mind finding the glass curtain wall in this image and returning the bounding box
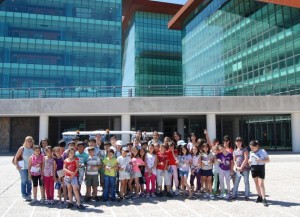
[182,0,300,96]
[0,0,122,97]
[123,11,182,96]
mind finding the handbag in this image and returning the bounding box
[12,147,24,165]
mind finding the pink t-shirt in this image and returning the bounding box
[30,154,44,176]
[131,157,144,172]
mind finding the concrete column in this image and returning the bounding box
[177,118,184,139]
[232,117,240,140]
[206,113,216,140]
[39,115,49,142]
[113,117,121,131]
[121,114,131,143]
[291,113,300,152]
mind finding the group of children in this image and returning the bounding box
[13,130,270,210]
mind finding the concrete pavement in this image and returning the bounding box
[0,153,299,217]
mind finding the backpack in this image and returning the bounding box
[12,147,24,165]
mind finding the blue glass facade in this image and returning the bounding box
[0,0,122,97]
[182,0,300,96]
[122,11,182,96]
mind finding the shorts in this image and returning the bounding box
[131,171,142,179]
[201,169,213,177]
[85,175,99,187]
[179,170,189,177]
[32,175,43,187]
[251,165,265,179]
[119,171,130,181]
[64,176,78,186]
[156,169,171,186]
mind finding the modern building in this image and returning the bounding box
[0,0,300,153]
[122,0,182,96]
[167,0,300,150]
[0,0,122,97]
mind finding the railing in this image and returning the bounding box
[0,84,300,99]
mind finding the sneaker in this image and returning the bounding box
[263,198,269,207]
[40,198,45,204]
[255,196,262,203]
[85,197,91,202]
[26,196,32,202]
[167,192,173,198]
[66,202,74,208]
[117,197,123,202]
[95,197,100,202]
[225,194,230,200]
[111,198,116,202]
[151,193,156,198]
[50,200,55,205]
[157,192,163,197]
[203,193,209,198]
[58,201,62,205]
[31,199,38,204]
[217,194,224,199]
[174,190,179,196]
[146,193,150,198]
[245,197,249,201]
[44,200,49,205]
[210,194,215,200]
[77,204,85,210]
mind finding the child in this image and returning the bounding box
[167,141,179,196]
[216,144,234,200]
[117,147,131,200]
[190,146,201,195]
[85,147,101,202]
[53,146,66,204]
[28,145,44,204]
[145,144,157,197]
[138,148,146,197]
[156,144,172,197]
[248,140,270,206]
[177,144,192,198]
[63,148,85,209]
[102,149,118,202]
[75,142,88,197]
[200,143,214,199]
[232,137,250,201]
[211,145,220,195]
[42,146,55,204]
[128,146,144,199]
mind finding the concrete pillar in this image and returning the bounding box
[232,117,240,140]
[291,113,300,152]
[177,118,185,139]
[113,117,121,131]
[121,114,131,143]
[39,115,49,142]
[206,113,216,140]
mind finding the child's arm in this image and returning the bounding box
[230,158,234,175]
[240,150,249,170]
[53,160,57,181]
[14,147,23,168]
[204,129,212,148]
[41,157,45,179]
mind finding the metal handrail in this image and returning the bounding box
[0,84,299,99]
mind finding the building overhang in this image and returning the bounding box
[168,0,300,30]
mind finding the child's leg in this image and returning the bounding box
[145,175,150,194]
[218,170,225,194]
[213,172,219,193]
[201,176,207,192]
[134,177,140,196]
[243,170,250,197]
[258,178,266,198]
[62,177,67,202]
[150,174,156,194]
[44,176,50,200]
[190,173,195,189]
[128,178,133,194]
[207,176,212,194]
[232,173,241,198]
[196,172,201,191]
[67,184,73,203]
[110,176,116,199]
[224,170,231,193]
[49,177,54,200]
[171,165,179,189]
[40,177,45,200]
[103,175,109,199]
[72,184,81,205]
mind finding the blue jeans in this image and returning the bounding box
[103,175,116,200]
[19,169,32,198]
[232,170,250,197]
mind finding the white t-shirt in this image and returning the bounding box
[177,154,192,172]
[145,153,156,175]
[117,155,131,170]
[249,149,268,165]
[201,152,213,170]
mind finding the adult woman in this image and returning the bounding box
[14,136,34,201]
[232,137,250,201]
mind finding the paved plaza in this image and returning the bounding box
[0,153,299,217]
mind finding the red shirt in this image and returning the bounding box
[156,151,169,170]
[167,150,178,165]
[64,158,78,177]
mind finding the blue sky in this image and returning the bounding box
[154,0,187,5]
